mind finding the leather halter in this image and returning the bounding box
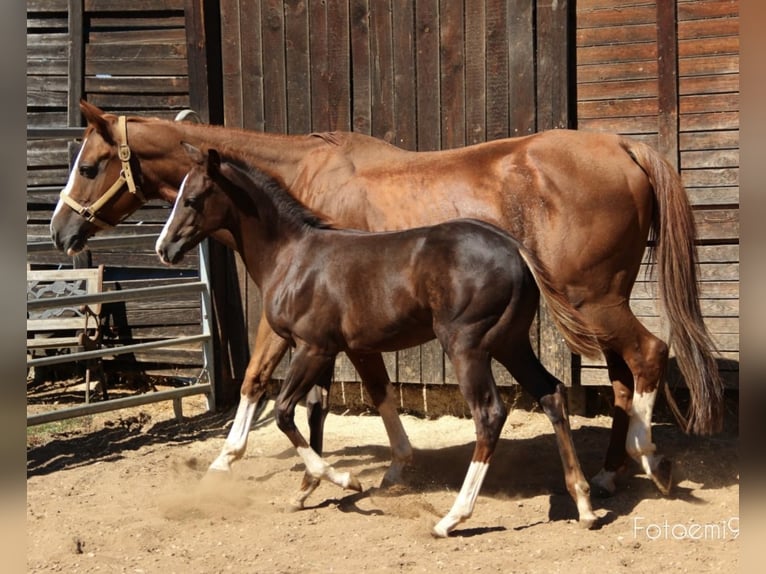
[59,115,145,228]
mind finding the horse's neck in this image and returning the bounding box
[132,120,327,200]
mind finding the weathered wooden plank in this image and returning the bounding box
[485,0,509,141]
[327,0,350,132]
[87,94,191,110]
[678,17,738,41]
[27,0,69,12]
[657,0,679,168]
[577,4,655,28]
[309,0,330,131]
[508,0,535,135]
[464,0,485,145]
[350,0,372,135]
[392,0,416,150]
[679,73,739,96]
[415,0,440,150]
[284,0,311,134]
[576,23,656,46]
[679,54,739,77]
[679,36,739,58]
[439,0,465,149]
[682,168,739,188]
[577,116,658,134]
[685,186,739,206]
[680,129,739,151]
[681,149,739,169]
[370,0,394,141]
[262,0,287,133]
[577,78,656,101]
[677,0,739,21]
[85,0,185,11]
[578,60,658,83]
[577,42,657,65]
[578,97,658,119]
[85,76,189,94]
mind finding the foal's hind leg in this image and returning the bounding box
[589,308,671,497]
[433,351,507,538]
[500,343,597,529]
[346,352,414,486]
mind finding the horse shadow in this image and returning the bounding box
[28,399,738,536]
[305,413,738,533]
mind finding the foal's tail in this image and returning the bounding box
[622,138,724,435]
[517,247,602,361]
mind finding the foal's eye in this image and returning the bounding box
[78,164,99,179]
[184,195,200,209]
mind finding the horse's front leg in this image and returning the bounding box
[277,347,362,510]
[207,317,288,474]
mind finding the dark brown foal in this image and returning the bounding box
[156,145,601,536]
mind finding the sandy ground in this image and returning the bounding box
[27,389,739,573]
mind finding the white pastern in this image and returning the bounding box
[433,461,489,538]
[296,446,358,490]
[207,394,260,473]
[626,389,659,475]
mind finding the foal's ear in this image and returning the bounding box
[206,148,222,176]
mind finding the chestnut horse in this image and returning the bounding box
[156,144,601,536]
[50,101,724,498]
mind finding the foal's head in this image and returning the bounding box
[155,143,232,265]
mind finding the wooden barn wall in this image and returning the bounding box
[575,0,739,387]
[26,0,207,381]
[214,0,576,399]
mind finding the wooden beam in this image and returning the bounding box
[657,0,680,170]
[67,0,84,125]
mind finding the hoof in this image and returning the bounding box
[431,523,451,539]
[579,513,599,530]
[650,456,673,496]
[346,474,363,492]
[589,468,617,498]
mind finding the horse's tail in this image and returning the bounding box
[517,247,602,361]
[621,138,724,435]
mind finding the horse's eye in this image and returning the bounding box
[183,195,200,209]
[78,164,99,179]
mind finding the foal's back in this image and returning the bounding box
[263,218,538,357]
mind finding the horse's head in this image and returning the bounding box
[50,101,148,255]
[156,144,228,265]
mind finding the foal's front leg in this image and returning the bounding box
[277,346,362,508]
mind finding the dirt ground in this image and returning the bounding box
[27,384,739,574]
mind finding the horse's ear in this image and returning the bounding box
[79,100,114,144]
[181,141,205,164]
[206,148,222,176]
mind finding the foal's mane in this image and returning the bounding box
[213,150,334,231]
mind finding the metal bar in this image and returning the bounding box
[28,334,211,367]
[198,239,216,410]
[27,281,206,311]
[27,383,213,426]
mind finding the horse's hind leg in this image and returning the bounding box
[346,351,413,486]
[589,308,671,497]
[207,317,289,474]
[433,350,507,538]
[499,343,597,529]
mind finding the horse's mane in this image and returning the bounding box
[214,150,335,231]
